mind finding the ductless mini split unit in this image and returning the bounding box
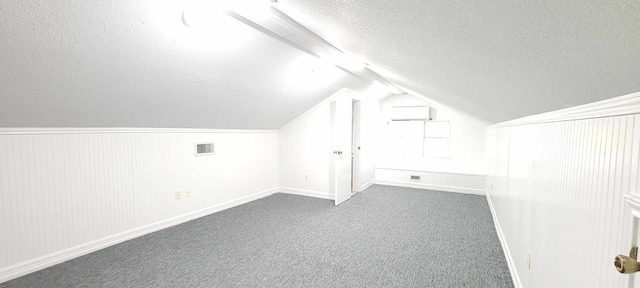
[390,106,430,120]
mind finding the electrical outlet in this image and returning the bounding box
[185,189,191,198]
[527,250,532,269]
[305,174,309,181]
[175,190,181,200]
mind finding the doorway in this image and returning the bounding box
[330,92,360,205]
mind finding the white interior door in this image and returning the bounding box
[330,94,353,205]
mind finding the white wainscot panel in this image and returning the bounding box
[375,168,485,195]
[486,112,640,288]
[0,129,279,283]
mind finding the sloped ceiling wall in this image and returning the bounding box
[0,0,371,129]
[276,0,640,123]
[2,1,638,128]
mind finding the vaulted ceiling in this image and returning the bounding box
[0,0,372,129]
[276,0,640,123]
[1,0,639,128]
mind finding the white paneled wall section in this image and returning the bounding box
[485,92,640,288]
[0,129,279,282]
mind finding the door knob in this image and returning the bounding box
[615,247,640,274]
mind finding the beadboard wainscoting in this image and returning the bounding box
[375,168,485,195]
[0,129,279,283]
[485,92,640,288]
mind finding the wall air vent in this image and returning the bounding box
[410,175,421,181]
[195,143,214,156]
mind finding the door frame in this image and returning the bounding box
[351,99,361,193]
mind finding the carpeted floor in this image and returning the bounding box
[1,185,514,287]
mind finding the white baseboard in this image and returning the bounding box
[360,179,376,191]
[375,180,485,195]
[0,187,278,284]
[486,194,522,288]
[278,187,334,200]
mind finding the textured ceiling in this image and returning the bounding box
[276,0,640,123]
[2,1,638,128]
[0,0,371,129]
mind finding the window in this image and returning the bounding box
[387,120,450,158]
[423,121,450,158]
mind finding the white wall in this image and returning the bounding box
[375,94,489,194]
[279,88,384,199]
[485,92,640,288]
[0,128,279,283]
[377,94,488,174]
[278,101,332,198]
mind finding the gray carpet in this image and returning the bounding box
[1,185,513,288]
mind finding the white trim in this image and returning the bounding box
[278,187,334,200]
[0,187,278,284]
[360,179,376,191]
[489,91,640,129]
[375,180,485,195]
[278,88,354,131]
[486,194,522,288]
[624,194,640,219]
[375,167,485,177]
[0,128,279,135]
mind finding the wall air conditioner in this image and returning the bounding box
[389,106,430,120]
